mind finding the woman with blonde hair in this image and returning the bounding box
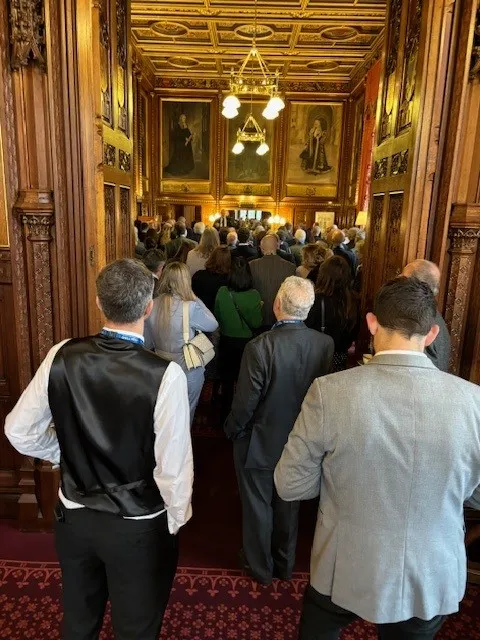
[186,226,219,277]
[144,261,218,420]
[158,224,172,252]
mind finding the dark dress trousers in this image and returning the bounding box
[225,323,334,584]
[249,255,296,327]
[426,310,451,372]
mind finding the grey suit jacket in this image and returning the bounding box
[249,255,296,326]
[275,353,480,624]
[426,310,451,372]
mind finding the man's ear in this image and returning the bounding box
[424,323,440,347]
[96,296,103,314]
[144,299,154,320]
[366,312,379,336]
[273,295,281,316]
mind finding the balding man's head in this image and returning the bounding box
[332,229,346,247]
[402,259,441,296]
[261,233,280,256]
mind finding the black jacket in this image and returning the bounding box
[305,293,360,353]
[231,244,258,262]
[224,323,334,469]
[192,270,229,313]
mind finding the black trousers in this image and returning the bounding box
[299,585,445,640]
[233,438,300,584]
[54,505,178,640]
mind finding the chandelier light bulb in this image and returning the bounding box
[256,142,269,156]
[232,141,245,155]
[222,107,239,120]
[262,104,279,120]
[268,95,285,112]
[223,94,241,110]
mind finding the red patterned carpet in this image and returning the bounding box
[1,389,480,639]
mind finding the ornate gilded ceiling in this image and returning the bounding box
[131,1,386,86]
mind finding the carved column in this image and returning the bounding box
[444,205,480,374]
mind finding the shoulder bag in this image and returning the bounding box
[182,302,215,370]
[228,290,254,335]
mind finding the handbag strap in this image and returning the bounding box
[229,290,253,333]
[182,302,190,345]
[320,296,326,333]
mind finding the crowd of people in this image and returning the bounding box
[4,209,479,640]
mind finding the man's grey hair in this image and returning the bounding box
[193,221,205,235]
[96,259,154,324]
[402,259,440,296]
[276,276,315,320]
[295,228,307,244]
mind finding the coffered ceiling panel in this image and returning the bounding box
[131,1,386,83]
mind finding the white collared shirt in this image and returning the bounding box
[4,328,193,534]
[375,350,427,357]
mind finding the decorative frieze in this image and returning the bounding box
[9,0,46,70]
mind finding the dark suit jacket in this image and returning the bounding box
[224,323,334,469]
[333,245,357,278]
[426,310,451,372]
[249,255,296,326]
[165,237,197,259]
[231,244,258,262]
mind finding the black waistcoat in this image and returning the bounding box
[48,335,169,517]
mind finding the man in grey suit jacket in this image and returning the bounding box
[275,277,480,640]
[225,277,334,585]
[403,259,451,372]
[249,234,296,329]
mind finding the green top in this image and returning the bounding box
[214,286,263,338]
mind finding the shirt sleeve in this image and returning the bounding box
[191,298,219,333]
[4,340,70,465]
[152,361,193,534]
[274,377,325,501]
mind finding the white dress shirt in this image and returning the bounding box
[4,328,193,534]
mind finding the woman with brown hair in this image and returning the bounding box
[191,246,232,313]
[296,244,325,279]
[144,261,218,420]
[186,226,220,277]
[158,224,172,252]
[305,256,360,371]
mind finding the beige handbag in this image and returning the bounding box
[182,302,215,370]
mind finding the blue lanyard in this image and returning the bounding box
[271,320,304,330]
[99,329,144,346]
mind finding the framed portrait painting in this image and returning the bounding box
[225,102,274,196]
[160,98,213,195]
[285,102,344,198]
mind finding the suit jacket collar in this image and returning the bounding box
[271,322,307,332]
[369,352,437,370]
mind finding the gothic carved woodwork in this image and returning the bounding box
[380,0,402,140]
[116,0,128,134]
[103,143,116,167]
[100,0,113,125]
[383,192,404,279]
[120,187,132,256]
[364,194,385,309]
[119,149,131,172]
[398,0,423,132]
[9,0,46,71]
[471,6,480,80]
[373,157,389,179]
[104,184,116,264]
[444,226,480,374]
[391,149,409,175]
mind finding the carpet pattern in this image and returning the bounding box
[1,559,479,639]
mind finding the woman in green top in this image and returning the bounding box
[214,256,263,418]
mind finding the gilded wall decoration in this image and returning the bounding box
[119,150,131,172]
[398,0,423,132]
[285,102,344,198]
[119,187,131,256]
[104,184,116,264]
[384,192,404,279]
[349,94,365,202]
[103,143,116,167]
[225,102,273,193]
[116,0,128,134]
[9,0,46,70]
[373,157,388,180]
[470,6,480,80]
[160,98,212,194]
[391,149,409,175]
[380,0,402,141]
[366,194,385,307]
[100,0,113,125]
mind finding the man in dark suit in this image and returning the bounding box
[225,276,334,585]
[249,234,296,329]
[402,259,451,372]
[216,208,235,228]
[165,221,197,258]
[332,229,357,278]
[231,227,258,261]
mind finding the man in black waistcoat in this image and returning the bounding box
[5,259,193,640]
[224,276,334,585]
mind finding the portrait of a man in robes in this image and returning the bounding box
[161,100,211,181]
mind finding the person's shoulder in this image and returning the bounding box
[303,327,334,346]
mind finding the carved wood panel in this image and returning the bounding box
[383,191,404,279]
[116,0,128,135]
[120,186,132,257]
[397,0,422,133]
[104,184,116,263]
[380,0,402,141]
[100,0,113,126]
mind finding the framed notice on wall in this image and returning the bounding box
[315,211,335,236]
